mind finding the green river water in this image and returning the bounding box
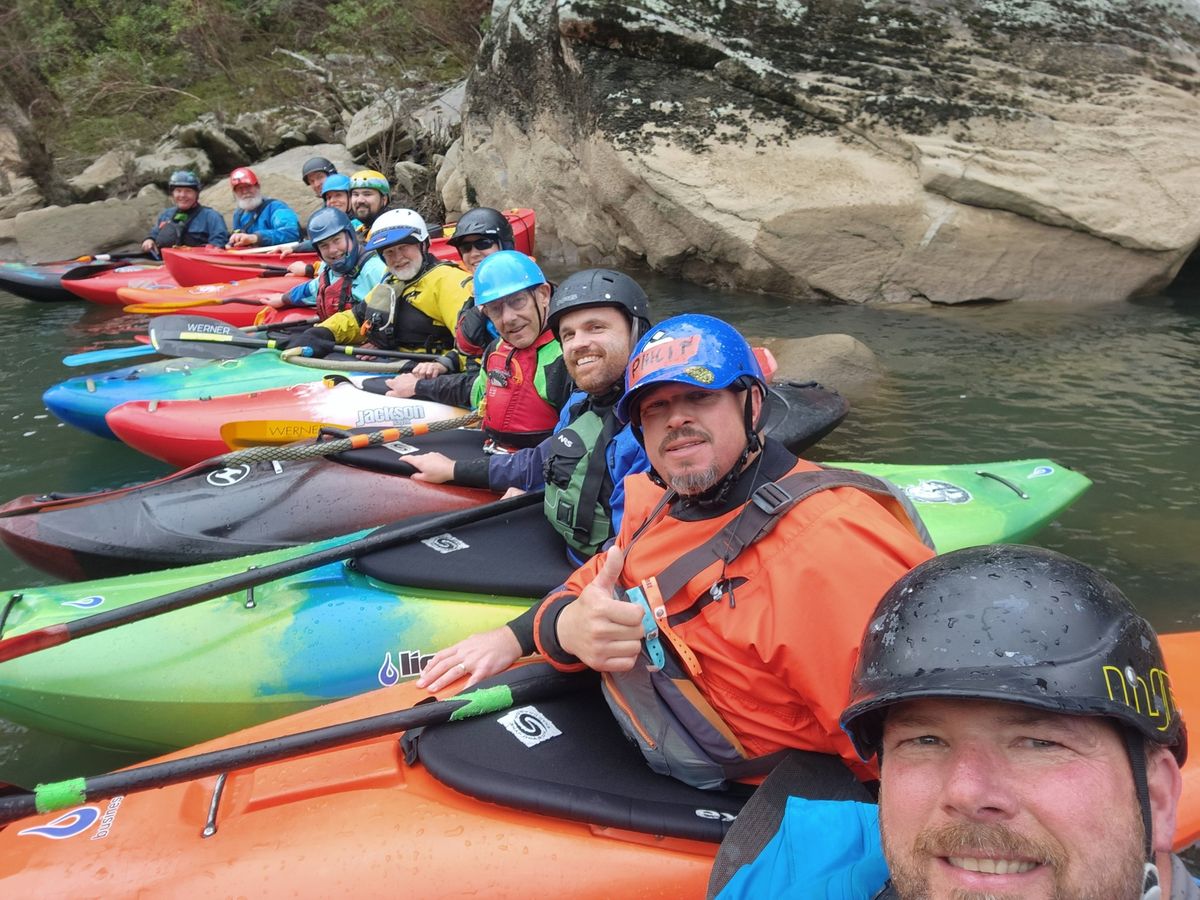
[0,273,1197,790]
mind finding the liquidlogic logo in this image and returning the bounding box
[18,797,123,841]
[378,649,434,686]
[62,595,104,610]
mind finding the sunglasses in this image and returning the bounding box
[457,236,498,252]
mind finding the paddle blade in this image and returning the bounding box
[220,420,345,449]
[63,345,159,367]
[149,314,274,359]
[0,624,69,663]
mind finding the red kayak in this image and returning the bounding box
[61,264,178,305]
[160,208,537,285]
[117,276,315,327]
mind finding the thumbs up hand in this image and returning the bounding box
[556,547,646,671]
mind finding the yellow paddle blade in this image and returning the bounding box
[123,298,224,314]
[219,420,346,450]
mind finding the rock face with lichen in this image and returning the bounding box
[442,0,1200,304]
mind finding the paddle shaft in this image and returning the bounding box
[61,318,317,367]
[0,665,578,824]
[0,491,543,664]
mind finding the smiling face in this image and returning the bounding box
[636,383,757,496]
[482,283,549,349]
[879,698,1178,900]
[351,188,386,222]
[171,187,199,211]
[323,191,349,213]
[233,183,262,211]
[316,231,352,266]
[456,236,501,273]
[381,241,423,281]
[556,305,634,396]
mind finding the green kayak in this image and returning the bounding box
[0,458,1089,752]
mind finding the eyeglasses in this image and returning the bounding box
[481,291,533,320]
[457,236,498,253]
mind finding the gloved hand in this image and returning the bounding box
[280,326,337,358]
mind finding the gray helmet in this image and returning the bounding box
[167,170,201,191]
[840,544,1187,765]
[301,157,337,183]
[546,269,651,341]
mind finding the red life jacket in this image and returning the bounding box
[480,329,566,450]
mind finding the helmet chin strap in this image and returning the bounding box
[1124,730,1164,900]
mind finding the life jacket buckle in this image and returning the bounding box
[623,585,665,672]
[751,481,793,515]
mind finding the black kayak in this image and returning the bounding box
[0,381,849,580]
[0,255,153,303]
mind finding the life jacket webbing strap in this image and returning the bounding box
[653,468,932,605]
[571,408,619,544]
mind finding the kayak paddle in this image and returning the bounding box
[61,317,319,367]
[0,662,582,824]
[0,489,542,665]
[217,412,481,456]
[149,314,456,367]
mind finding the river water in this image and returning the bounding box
[0,274,1197,789]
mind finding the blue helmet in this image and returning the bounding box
[473,251,546,307]
[168,170,201,191]
[321,173,352,197]
[306,207,359,275]
[615,314,765,426]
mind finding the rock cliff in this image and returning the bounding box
[442,0,1200,303]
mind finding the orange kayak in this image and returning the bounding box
[1,634,1197,895]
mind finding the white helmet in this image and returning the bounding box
[365,208,430,251]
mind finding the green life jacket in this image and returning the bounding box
[542,399,619,558]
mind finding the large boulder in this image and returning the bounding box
[132,145,213,189]
[177,114,251,171]
[444,1,1200,304]
[12,187,167,262]
[197,144,357,229]
[0,125,43,219]
[68,149,137,202]
[756,334,883,400]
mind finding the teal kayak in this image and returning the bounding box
[0,458,1090,752]
[41,350,386,439]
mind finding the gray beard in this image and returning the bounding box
[236,196,262,211]
[668,463,720,496]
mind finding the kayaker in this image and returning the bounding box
[714,544,1195,900]
[225,167,302,249]
[348,169,392,231]
[422,316,934,774]
[141,170,229,253]
[279,208,471,366]
[405,268,653,558]
[300,156,337,196]
[277,175,366,286]
[271,208,386,314]
[380,250,571,450]
[447,207,519,356]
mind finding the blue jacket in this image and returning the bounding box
[231,198,301,247]
[486,388,649,565]
[717,798,888,900]
[283,254,387,307]
[148,205,229,248]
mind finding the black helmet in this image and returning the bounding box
[301,156,337,183]
[168,170,201,191]
[447,207,515,250]
[840,544,1187,765]
[546,268,651,341]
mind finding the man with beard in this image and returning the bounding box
[839,544,1193,900]
[280,208,470,364]
[716,545,1194,899]
[141,170,228,252]
[347,169,391,231]
[225,167,301,249]
[411,269,654,692]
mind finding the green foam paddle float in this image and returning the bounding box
[0,663,583,824]
[0,490,543,666]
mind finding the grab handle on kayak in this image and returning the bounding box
[974,470,1030,500]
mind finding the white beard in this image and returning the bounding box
[236,195,262,212]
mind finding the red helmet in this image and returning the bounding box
[229,167,259,188]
